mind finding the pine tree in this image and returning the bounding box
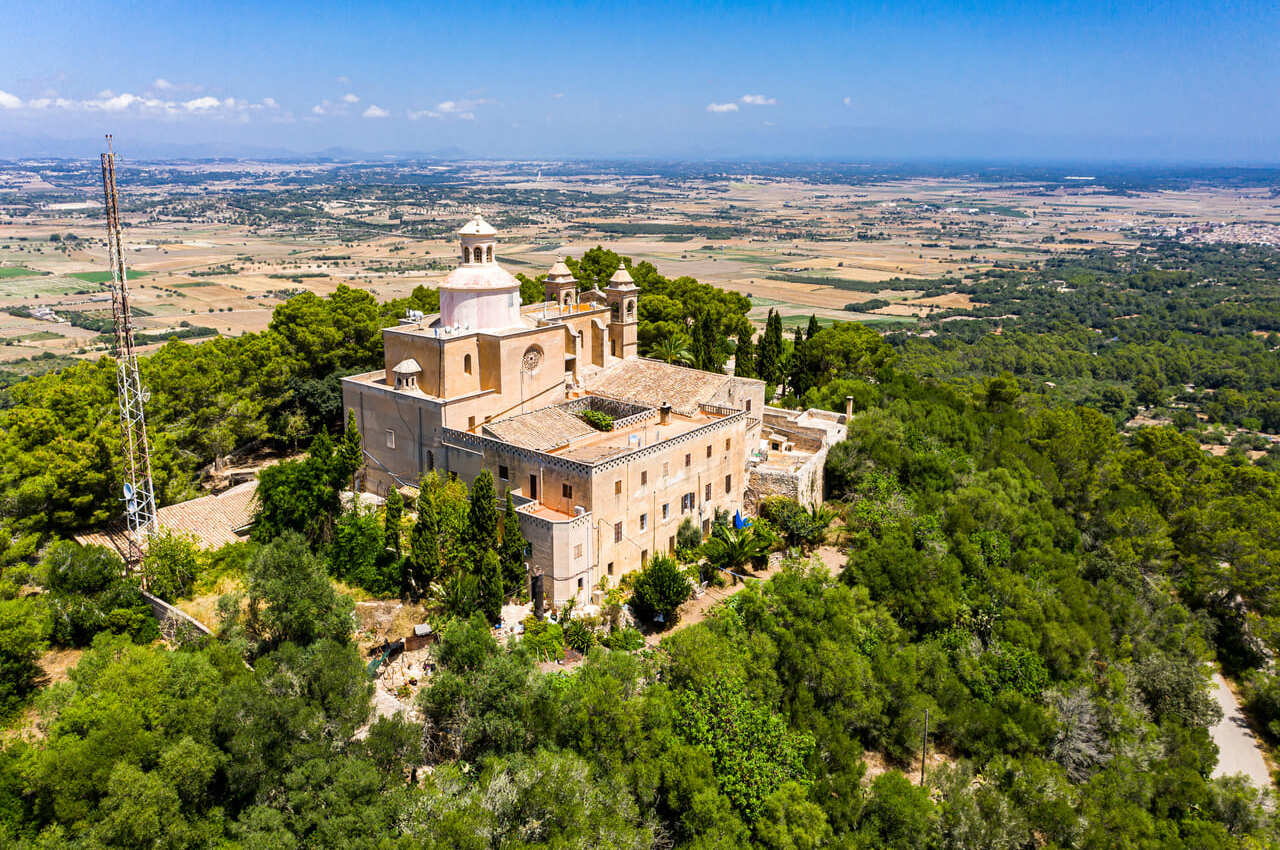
[468,469,499,560]
[805,314,820,340]
[479,549,503,625]
[383,486,403,557]
[499,493,527,596]
[734,330,756,378]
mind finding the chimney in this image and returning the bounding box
[845,395,854,419]
[659,402,671,425]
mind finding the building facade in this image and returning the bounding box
[342,214,838,606]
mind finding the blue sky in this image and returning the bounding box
[1,0,1277,161]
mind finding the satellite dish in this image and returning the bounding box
[123,482,134,499]
[126,499,139,514]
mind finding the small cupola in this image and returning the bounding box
[391,358,422,390]
[544,257,578,308]
[457,212,498,266]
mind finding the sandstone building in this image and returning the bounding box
[342,214,844,606]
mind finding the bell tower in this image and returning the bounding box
[544,258,577,310]
[605,263,638,360]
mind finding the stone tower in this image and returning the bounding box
[606,264,638,360]
[544,258,577,310]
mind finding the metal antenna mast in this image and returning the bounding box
[100,135,157,565]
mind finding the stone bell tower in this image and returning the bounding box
[544,258,578,310]
[605,263,638,360]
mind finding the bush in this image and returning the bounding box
[0,597,49,716]
[676,517,702,551]
[629,555,693,627]
[580,409,614,431]
[600,626,644,651]
[40,541,158,647]
[142,529,202,602]
[521,615,564,661]
[563,618,595,653]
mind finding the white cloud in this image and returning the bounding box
[408,97,491,120]
[843,96,852,106]
[706,102,738,113]
[362,104,389,118]
[152,77,174,91]
[336,75,351,84]
[342,92,360,104]
[740,94,776,106]
[183,96,221,111]
[1,89,280,119]
[763,120,776,126]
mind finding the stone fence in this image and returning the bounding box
[141,590,213,642]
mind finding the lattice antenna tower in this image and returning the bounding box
[100,135,158,564]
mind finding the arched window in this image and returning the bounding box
[474,246,483,263]
[626,299,635,316]
[464,353,472,374]
[485,245,493,262]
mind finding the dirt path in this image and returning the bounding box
[641,545,846,648]
[1210,671,1273,787]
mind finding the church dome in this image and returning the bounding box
[439,263,521,291]
[438,212,523,331]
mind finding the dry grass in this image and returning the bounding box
[176,573,244,629]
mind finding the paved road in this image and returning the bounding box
[1210,671,1272,787]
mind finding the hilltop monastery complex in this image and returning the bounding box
[342,214,846,606]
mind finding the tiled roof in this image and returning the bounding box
[75,480,258,558]
[582,358,729,416]
[484,406,597,451]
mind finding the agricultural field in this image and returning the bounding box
[1,158,1279,371]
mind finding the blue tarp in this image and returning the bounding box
[733,510,752,530]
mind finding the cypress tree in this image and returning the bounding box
[334,409,363,491]
[758,309,783,386]
[383,486,403,557]
[499,493,527,596]
[467,469,499,561]
[734,330,756,378]
[407,476,440,599]
[788,325,808,396]
[479,549,503,625]
[805,314,820,340]
[693,311,719,372]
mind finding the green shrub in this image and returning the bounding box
[676,517,702,550]
[563,618,595,653]
[40,541,157,647]
[521,615,565,661]
[629,555,693,627]
[580,409,614,431]
[142,529,202,602]
[600,626,644,651]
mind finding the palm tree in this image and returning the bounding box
[801,504,836,550]
[702,525,767,583]
[647,334,694,366]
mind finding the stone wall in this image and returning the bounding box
[141,590,213,643]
